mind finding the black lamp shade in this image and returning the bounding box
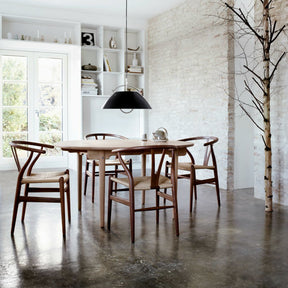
[102,91,151,109]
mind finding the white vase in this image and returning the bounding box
[109,36,117,49]
[132,53,138,66]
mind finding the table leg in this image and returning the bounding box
[174,150,179,197]
[98,151,106,228]
[141,154,146,205]
[77,152,83,211]
[172,150,179,220]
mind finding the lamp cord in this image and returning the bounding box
[124,0,128,90]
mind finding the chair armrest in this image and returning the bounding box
[204,138,218,146]
[10,143,46,154]
[11,140,54,149]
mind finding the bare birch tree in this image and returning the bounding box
[225,0,286,212]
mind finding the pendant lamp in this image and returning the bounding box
[102,0,151,112]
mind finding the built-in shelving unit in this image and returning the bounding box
[81,25,145,98]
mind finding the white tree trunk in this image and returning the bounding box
[263,0,273,212]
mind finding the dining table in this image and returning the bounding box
[56,139,193,228]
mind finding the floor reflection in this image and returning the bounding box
[1,171,288,287]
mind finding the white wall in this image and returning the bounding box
[233,0,254,189]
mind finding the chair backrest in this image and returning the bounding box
[179,136,218,166]
[113,145,176,189]
[85,133,127,140]
[10,141,54,178]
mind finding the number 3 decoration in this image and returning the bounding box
[82,32,95,46]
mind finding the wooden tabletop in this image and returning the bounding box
[56,139,193,153]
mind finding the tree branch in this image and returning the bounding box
[225,3,264,44]
[271,24,286,43]
[244,65,264,82]
[261,135,270,150]
[252,77,266,96]
[270,52,286,82]
[240,104,264,132]
[252,100,265,118]
[244,81,264,112]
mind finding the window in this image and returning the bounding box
[0,51,67,166]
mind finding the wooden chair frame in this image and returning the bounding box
[10,140,71,238]
[165,136,220,211]
[83,133,132,203]
[107,145,179,243]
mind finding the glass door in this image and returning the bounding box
[35,55,66,155]
[0,51,67,167]
[1,54,28,158]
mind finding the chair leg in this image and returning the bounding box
[66,172,71,223]
[189,173,194,213]
[91,161,95,203]
[21,184,29,222]
[114,165,118,192]
[11,184,22,236]
[84,161,89,196]
[193,169,197,201]
[107,176,113,231]
[215,170,221,207]
[156,189,160,224]
[172,187,179,237]
[163,161,169,205]
[129,188,135,243]
[59,177,66,239]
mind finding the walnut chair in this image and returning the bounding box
[165,136,220,212]
[10,141,71,238]
[83,133,132,203]
[107,145,179,243]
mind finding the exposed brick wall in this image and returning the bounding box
[147,0,233,189]
[254,0,288,205]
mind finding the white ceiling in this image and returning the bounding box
[4,0,186,20]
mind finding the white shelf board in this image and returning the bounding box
[81,45,102,51]
[81,70,102,74]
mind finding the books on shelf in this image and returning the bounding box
[103,55,112,72]
[81,78,96,85]
[81,76,98,95]
[127,65,143,74]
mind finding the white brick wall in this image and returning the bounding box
[147,0,233,190]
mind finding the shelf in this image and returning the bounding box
[82,94,109,98]
[82,45,102,51]
[81,70,102,74]
[127,72,144,76]
[127,50,143,54]
[82,94,98,97]
[104,48,122,53]
[2,15,80,45]
[103,71,123,75]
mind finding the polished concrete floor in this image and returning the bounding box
[1,170,288,288]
